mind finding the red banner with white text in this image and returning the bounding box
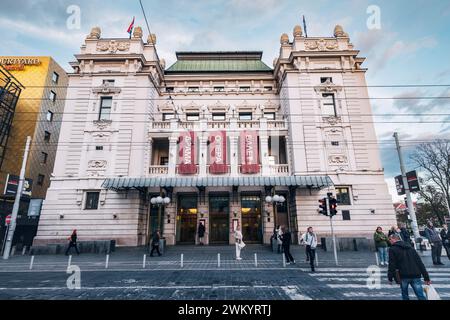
[240,131,260,174]
[178,131,197,175]
[209,131,228,174]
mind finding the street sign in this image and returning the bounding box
[4,174,33,198]
[395,175,405,196]
[5,215,11,226]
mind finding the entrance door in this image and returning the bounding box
[177,195,198,244]
[240,195,262,243]
[209,195,229,244]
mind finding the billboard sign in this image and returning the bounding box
[4,174,32,198]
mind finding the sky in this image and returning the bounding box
[1,0,449,202]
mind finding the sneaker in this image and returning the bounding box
[380,262,384,266]
[236,257,242,260]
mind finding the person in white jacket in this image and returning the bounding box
[301,227,318,272]
[235,227,245,260]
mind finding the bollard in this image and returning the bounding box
[254,253,258,267]
[22,246,27,256]
[105,254,109,269]
[68,255,72,268]
[218,253,221,268]
[143,254,147,269]
[375,252,379,266]
[181,254,184,268]
[282,254,286,267]
[29,256,34,270]
[315,252,319,267]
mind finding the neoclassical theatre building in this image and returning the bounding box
[34,24,396,247]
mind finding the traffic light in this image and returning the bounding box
[318,198,328,216]
[329,197,338,217]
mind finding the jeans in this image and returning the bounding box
[431,242,443,264]
[306,245,316,271]
[400,278,427,300]
[377,247,388,264]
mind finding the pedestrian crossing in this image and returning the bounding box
[308,267,450,300]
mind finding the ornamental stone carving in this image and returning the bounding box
[96,40,130,54]
[93,119,112,130]
[92,82,122,95]
[323,116,341,126]
[334,25,349,38]
[147,33,157,45]
[88,160,107,168]
[133,26,143,38]
[329,155,348,164]
[293,25,303,37]
[87,27,101,39]
[280,33,289,45]
[305,39,338,51]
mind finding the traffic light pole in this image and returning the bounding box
[3,136,31,260]
[326,197,339,266]
[393,132,420,240]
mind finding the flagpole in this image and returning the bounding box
[139,0,154,45]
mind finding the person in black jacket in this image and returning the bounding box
[398,223,413,247]
[441,224,450,260]
[65,229,80,255]
[150,230,162,257]
[388,234,431,300]
[281,227,295,265]
[198,222,206,245]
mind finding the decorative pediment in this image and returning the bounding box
[305,39,339,51]
[262,100,279,111]
[92,82,121,95]
[96,40,130,54]
[208,101,229,112]
[158,100,175,113]
[314,79,343,93]
[236,100,256,112]
[182,101,201,113]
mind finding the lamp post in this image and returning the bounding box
[150,195,171,234]
[265,194,286,228]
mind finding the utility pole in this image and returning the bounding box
[393,132,420,240]
[3,136,31,260]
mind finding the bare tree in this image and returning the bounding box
[411,139,450,219]
[416,185,447,226]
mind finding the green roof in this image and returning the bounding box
[165,51,272,73]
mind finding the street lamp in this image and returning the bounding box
[150,196,171,233]
[265,194,286,227]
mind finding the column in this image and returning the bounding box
[168,136,178,176]
[199,134,207,176]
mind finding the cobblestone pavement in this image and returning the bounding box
[0,245,448,300]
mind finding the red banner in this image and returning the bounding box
[209,131,228,174]
[178,131,197,174]
[240,131,260,174]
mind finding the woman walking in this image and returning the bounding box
[234,226,245,260]
[374,227,389,266]
[65,229,80,256]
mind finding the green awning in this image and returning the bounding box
[102,176,333,190]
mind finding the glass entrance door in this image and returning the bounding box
[241,195,262,243]
[209,194,229,244]
[177,195,198,244]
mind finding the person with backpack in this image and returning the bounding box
[388,234,431,300]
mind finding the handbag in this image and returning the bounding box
[238,241,246,249]
[424,285,441,300]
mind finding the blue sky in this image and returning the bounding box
[1,0,449,200]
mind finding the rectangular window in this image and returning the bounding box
[264,112,276,120]
[336,187,351,205]
[186,113,200,121]
[44,131,51,142]
[49,90,56,102]
[96,146,104,151]
[322,93,337,116]
[163,113,175,121]
[37,174,45,186]
[213,87,225,92]
[239,86,251,92]
[46,110,54,122]
[321,77,333,83]
[331,141,340,146]
[212,113,226,121]
[342,210,351,221]
[102,79,115,85]
[239,112,252,121]
[40,152,48,164]
[52,72,59,84]
[188,87,199,93]
[264,86,273,92]
[99,97,112,121]
[85,192,100,210]
[166,87,174,93]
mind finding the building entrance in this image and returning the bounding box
[176,195,198,244]
[209,194,229,244]
[240,195,262,243]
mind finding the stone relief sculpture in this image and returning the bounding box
[96,40,130,54]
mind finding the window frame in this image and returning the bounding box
[49,90,56,102]
[335,186,351,206]
[212,113,226,121]
[95,146,104,151]
[40,152,48,164]
[264,112,276,120]
[37,174,45,186]
[239,86,251,92]
[84,191,100,210]
[322,93,337,117]
[46,110,54,122]
[213,87,225,92]
[44,131,51,142]
[52,72,59,84]
[102,79,115,86]
[187,87,199,93]
[163,113,175,121]
[239,112,253,121]
[99,96,113,121]
[186,113,200,121]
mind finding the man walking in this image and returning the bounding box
[301,227,317,272]
[388,234,431,300]
[440,224,450,260]
[65,229,80,255]
[424,222,444,265]
[281,227,295,265]
[150,230,162,257]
